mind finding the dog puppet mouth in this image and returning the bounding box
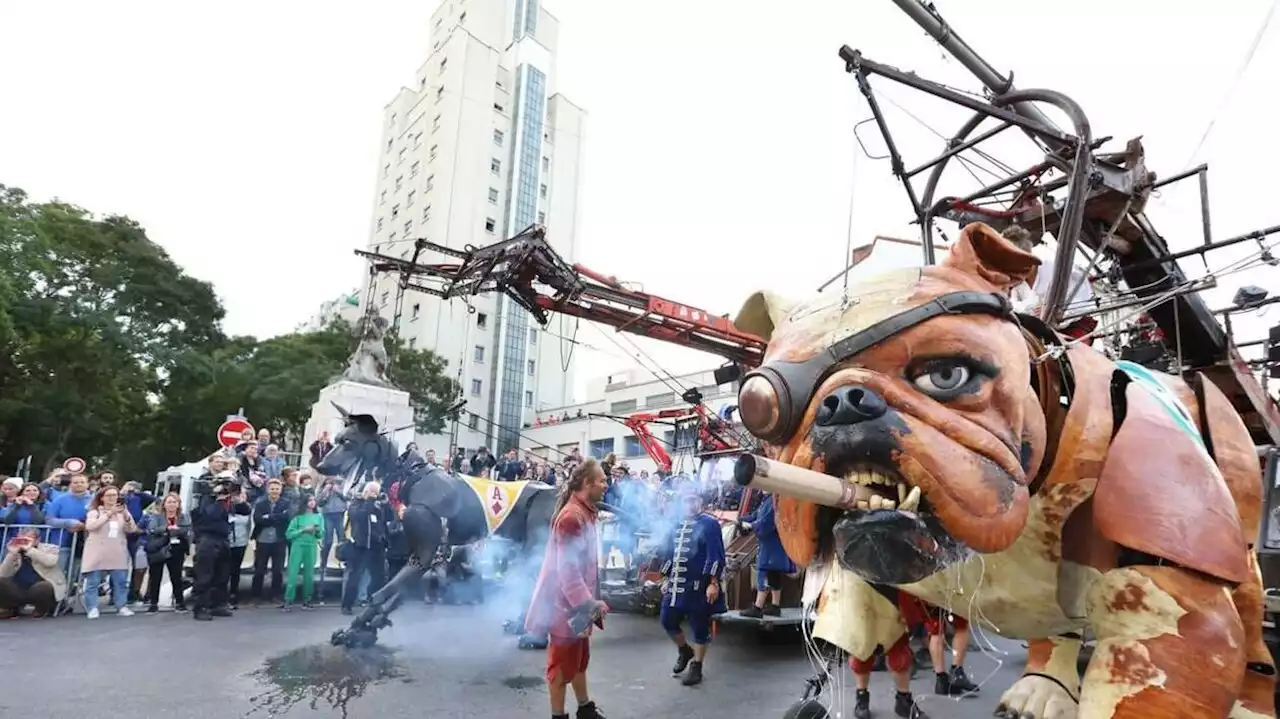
[735,456,968,585]
[822,464,969,585]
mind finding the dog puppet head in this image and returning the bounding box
[734,223,1047,585]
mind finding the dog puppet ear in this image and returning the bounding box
[942,222,1040,291]
[734,290,797,342]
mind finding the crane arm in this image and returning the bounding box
[356,226,768,368]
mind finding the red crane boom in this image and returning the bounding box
[356,225,767,368]
[356,226,762,470]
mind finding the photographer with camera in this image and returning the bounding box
[0,526,64,618]
[190,471,250,622]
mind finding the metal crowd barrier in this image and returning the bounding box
[0,522,85,617]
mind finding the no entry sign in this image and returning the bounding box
[217,418,254,448]
[62,457,86,473]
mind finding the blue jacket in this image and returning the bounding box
[122,491,157,524]
[614,479,651,533]
[2,502,49,545]
[260,456,286,479]
[741,493,796,573]
[44,491,93,547]
[2,502,46,527]
[659,512,727,614]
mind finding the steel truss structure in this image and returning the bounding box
[839,0,1280,444]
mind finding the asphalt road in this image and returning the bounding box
[0,601,1027,719]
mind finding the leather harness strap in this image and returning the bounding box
[1015,313,1074,495]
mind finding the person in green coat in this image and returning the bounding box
[283,494,324,610]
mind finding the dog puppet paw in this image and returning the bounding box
[996,675,1079,719]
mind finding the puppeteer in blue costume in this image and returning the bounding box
[737,491,796,618]
[658,482,727,687]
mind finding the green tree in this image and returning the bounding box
[386,330,462,435]
[237,318,461,441]
[0,183,460,479]
[0,185,224,477]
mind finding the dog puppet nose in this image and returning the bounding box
[815,385,888,426]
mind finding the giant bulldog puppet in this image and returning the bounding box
[315,405,558,649]
[733,223,1275,719]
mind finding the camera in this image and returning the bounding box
[193,471,239,502]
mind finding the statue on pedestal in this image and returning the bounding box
[341,310,395,388]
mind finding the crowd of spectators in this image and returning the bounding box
[0,426,737,622]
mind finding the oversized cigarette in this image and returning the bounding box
[733,454,857,510]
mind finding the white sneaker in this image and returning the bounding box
[117,607,134,617]
[87,608,100,619]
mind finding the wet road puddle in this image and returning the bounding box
[501,675,543,690]
[246,644,411,718]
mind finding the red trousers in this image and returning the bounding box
[848,593,968,674]
[545,637,591,684]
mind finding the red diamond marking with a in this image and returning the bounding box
[491,500,504,514]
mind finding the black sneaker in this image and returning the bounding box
[762,604,782,617]
[948,665,978,695]
[853,689,871,719]
[227,600,238,611]
[193,609,213,622]
[575,700,606,719]
[672,644,694,675]
[681,660,703,686]
[739,605,764,619]
[894,691,929,719]
[933,671,951,696]
[174,604,188,613]
[146,605,159,614]
[211,607,232,618]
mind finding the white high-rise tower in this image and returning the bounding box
[364,0,586,456]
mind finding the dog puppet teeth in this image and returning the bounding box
[868,495,896,510]
[899,486,922,513]
[843,470,896,486]
[843,471,911,511]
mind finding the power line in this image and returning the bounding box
[1182,0,1279,169]
[586,323,752,447]
[460,406,575,459]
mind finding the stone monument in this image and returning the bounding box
[303,309,416,478]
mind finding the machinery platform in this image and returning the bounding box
[715,607,811,630]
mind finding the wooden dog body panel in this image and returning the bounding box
[1093,363,1250,584]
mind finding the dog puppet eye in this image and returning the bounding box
[908,358,987,400]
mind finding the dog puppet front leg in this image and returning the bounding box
[996,636,1081,718]
[1078,565,1244,718]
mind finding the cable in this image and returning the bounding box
[462,407,576,460]
[842,122,859,303]
[583,322,751,449]
[876,87,1017,183]
[558,314,578,372]
[1034,239,1278,360]
[1181,0,1279,170]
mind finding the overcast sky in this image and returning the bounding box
[2,0,1277,401]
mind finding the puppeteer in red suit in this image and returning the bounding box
[525,459,610,719]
